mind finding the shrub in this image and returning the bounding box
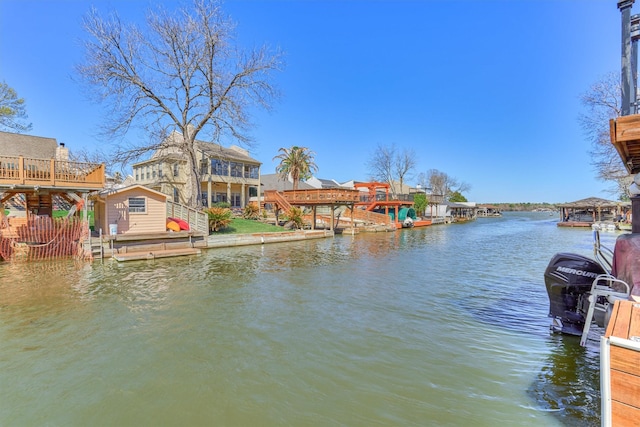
[212,201,231,209]
[205,207,232,232]
[242,203,260,220]
[282,206,304,229]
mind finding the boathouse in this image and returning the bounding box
[556,197,626,228]
[92,185,168,236]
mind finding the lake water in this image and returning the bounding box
[0,211,618,426]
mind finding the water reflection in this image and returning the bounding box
[530,335,600,426]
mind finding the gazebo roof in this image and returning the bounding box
[557,197,625,208]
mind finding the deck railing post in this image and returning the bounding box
[50,159,55,185]
[632,195,640,233]
[18,156,24,184]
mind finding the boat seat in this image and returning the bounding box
[580,274,631,346]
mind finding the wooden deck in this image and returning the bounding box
[610,115,640,175]
[557,221,594,228]
[264,188,361,208]
[112,247,201,262]
[0,155,105,189]
[601,300,640,426]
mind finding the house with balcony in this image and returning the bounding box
[0,130,105,216]
[0,130,106,260]
[132,131,261,209]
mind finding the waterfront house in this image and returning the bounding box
[132,131,261,209]
[0,131,105,260]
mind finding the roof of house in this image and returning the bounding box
[260,173,315,191]
[96,184,168,200]
[316,178,341,188]
[134,131,261,166]
[0,131,58,159]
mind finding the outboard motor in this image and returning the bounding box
[544,252,607,336]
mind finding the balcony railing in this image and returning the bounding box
[277,189,361,204]
[0,156,105,189]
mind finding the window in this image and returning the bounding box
[231,193,241,208]
[158,168,163,178]
[230,162,243,178]
[249,186,258,197]
[211,159,229,176]
[200,160,209,175]
[173,163,179,177]
[173,188,180,203]
[128,197,146,213]
[245,165,259,179]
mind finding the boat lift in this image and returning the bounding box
[579,225,632,346]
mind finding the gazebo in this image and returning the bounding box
[556,197,628,227]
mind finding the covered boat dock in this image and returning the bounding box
[556,197,628,228]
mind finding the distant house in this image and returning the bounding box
[132,131,261,208]
[305,176,343,189]
[260,173,315,192]
[93,185,168,235]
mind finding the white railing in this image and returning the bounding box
[166,201,208,235]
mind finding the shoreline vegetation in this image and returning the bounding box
[490,203,559,212]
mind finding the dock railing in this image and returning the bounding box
[166,201,209,235]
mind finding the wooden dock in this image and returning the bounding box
[112,247,201,262]
[601,300,640,426]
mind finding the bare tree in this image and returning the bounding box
[578,71,630,199]
[367,144,416,198]
[0,81,32,133]
[367,144,395,186]
[427,169,470,202]
[77,0,282,207]
[69,147,119,178]
[395,147,417,197]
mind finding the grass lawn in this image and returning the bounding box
[216,218,288,234]
[53,210,95,227]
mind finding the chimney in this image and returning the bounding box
[56,142,69,161]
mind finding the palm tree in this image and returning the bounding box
[273,146,318,190]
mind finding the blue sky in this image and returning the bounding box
[0,0,626,203]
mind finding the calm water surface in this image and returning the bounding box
[0,212,618,426]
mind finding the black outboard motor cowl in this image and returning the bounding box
[544,252,607,335]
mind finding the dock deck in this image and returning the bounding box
[112,247,201,262]
[601,300,640,426]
